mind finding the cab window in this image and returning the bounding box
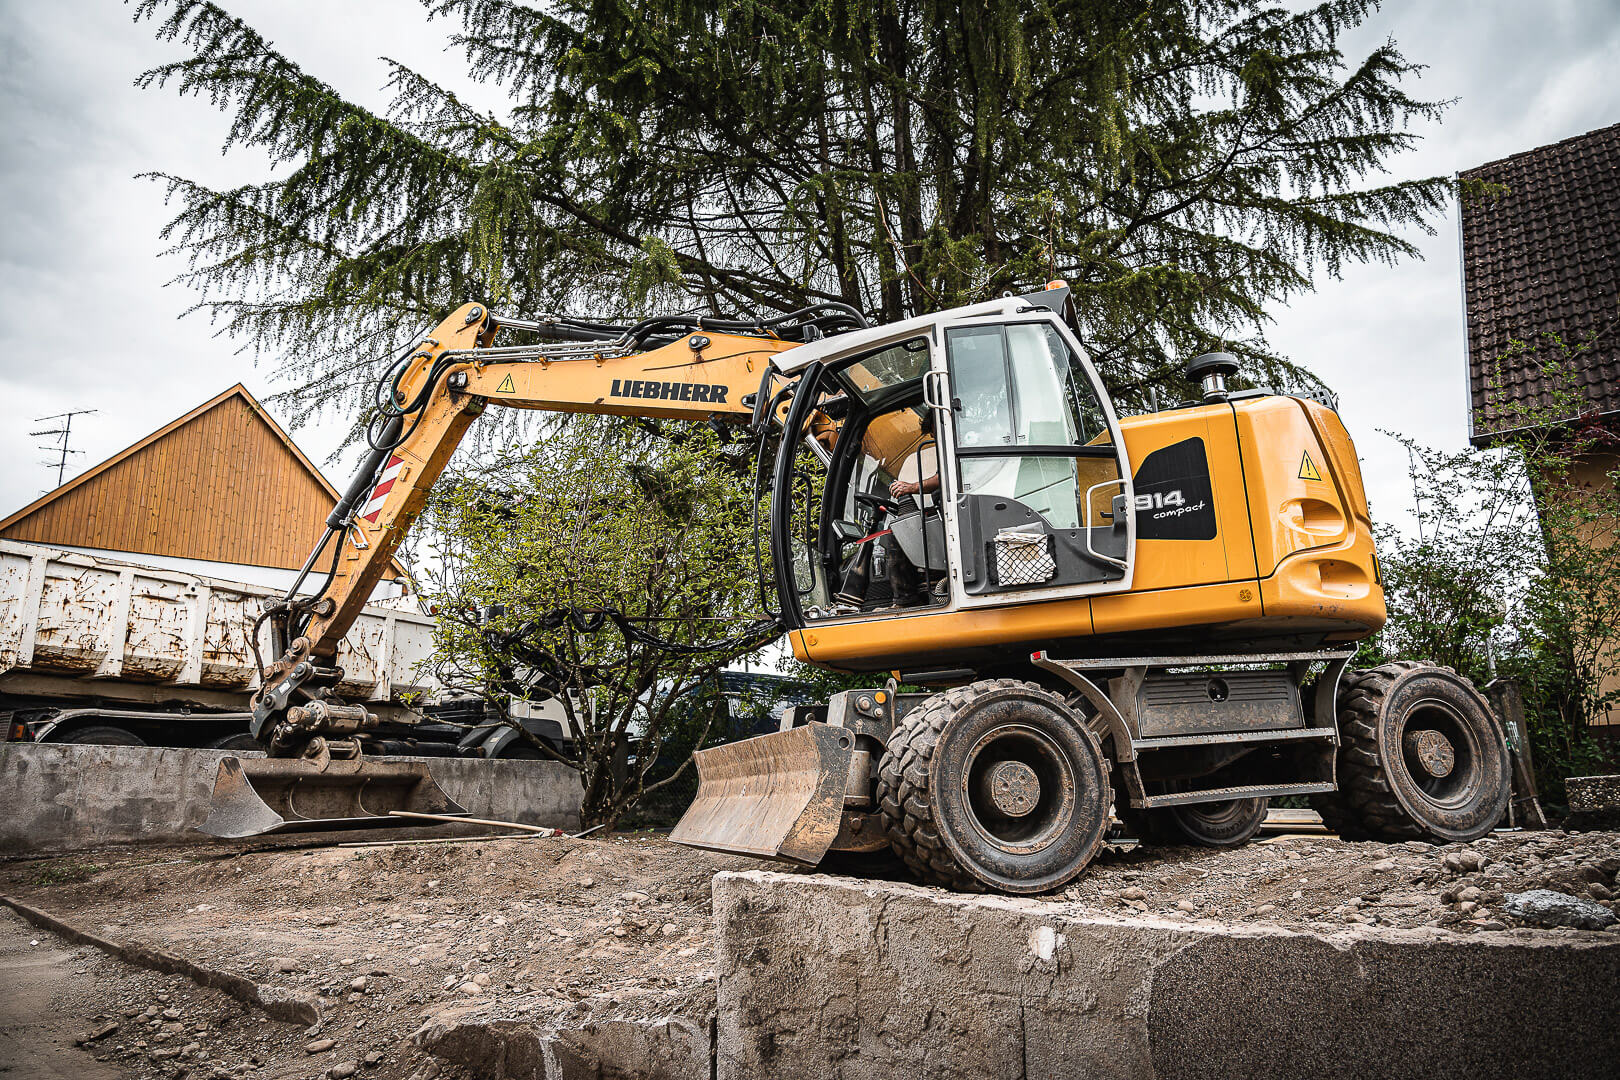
[836,337,932,402]
[945,321,1127,591]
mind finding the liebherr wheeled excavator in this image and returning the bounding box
[203,284,1511,893]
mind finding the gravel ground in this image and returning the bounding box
[1062,828,1620,932]
[0,903,472,1080]
[2,834,759,1079]
[3,827,1617,1078]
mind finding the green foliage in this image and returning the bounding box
[134,0,1450,420]
[1362,435,1537,684]
[33,860,103,886]
[419,418,775,826]
[1368,335,1620,806]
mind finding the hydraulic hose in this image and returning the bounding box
[329,414,404,529]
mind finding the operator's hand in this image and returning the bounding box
[889,479,919,498]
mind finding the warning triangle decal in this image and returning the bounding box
[495,373,516,394]
[1298,451,1322,481]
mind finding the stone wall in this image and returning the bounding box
[712,870,1620,1080]
[0,743,581,852]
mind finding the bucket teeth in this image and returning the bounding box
[670,722,855,865]
[198,756,467,839]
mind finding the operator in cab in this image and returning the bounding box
[836,407,946,610]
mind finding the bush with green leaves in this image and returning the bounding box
[418,418,776,827]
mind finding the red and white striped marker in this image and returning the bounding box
[360,455,405,523]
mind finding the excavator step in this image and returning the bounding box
[1138,781,1336,810]
[198,755,467,839]
[1131,727,1340,751]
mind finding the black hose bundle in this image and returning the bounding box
[624,302,867,348]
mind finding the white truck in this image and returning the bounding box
[0,539,503,753]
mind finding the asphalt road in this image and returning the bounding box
[0,908,128,1079]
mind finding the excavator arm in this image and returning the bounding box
[199,301,826,838]
[251,302,801,759]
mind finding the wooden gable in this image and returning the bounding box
[0,384,403,578]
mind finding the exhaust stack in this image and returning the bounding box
[1187,351,1241,402]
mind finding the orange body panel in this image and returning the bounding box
[1110,403,1257,592]
[794,394,1385,672]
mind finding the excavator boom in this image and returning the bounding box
[201,301,814,837]
[300,307,787,661]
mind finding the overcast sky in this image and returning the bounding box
[2,1,1618,533]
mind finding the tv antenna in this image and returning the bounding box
[31,410,98,491]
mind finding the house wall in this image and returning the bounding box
[2,394,335,571]
[1545,450,1620,727]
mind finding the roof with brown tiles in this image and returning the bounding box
[1459,121,1620,446]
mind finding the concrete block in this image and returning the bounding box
[1567,774,1620,831]
[0,743,581,853]
[1568,774,1620,812]
[712,870,1620,1080]
[413,1012,712,1080]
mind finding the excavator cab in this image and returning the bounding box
[762,293,1136,650]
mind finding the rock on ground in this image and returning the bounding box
[1503,889,1619,930]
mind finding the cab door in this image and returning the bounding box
[935,314,1135,605]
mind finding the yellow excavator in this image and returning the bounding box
[202,285,1511,894]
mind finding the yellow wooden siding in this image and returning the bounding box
[1,386,402,577]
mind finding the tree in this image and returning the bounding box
[1364,432,1538,683]
[135,0,1449,420]
[419,418,776,827]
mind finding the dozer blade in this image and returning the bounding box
[670,722,855,865]
[198,756,467,839]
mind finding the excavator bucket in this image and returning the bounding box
[198,756,467,839]
[670,722,857,865]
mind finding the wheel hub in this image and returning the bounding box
[1404,728,1456,778]
[977,759,1041,818]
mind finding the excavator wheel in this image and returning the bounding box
[1310,662,1509,844]
[1120,797,1269,849]
[875,679,1112,895]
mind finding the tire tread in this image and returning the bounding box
[1310,661,1505,843]
[875,679,1110,892]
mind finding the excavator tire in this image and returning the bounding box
[876,679,1112,895]
[1310,662,1509,843]
[1120,798,1269,848]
